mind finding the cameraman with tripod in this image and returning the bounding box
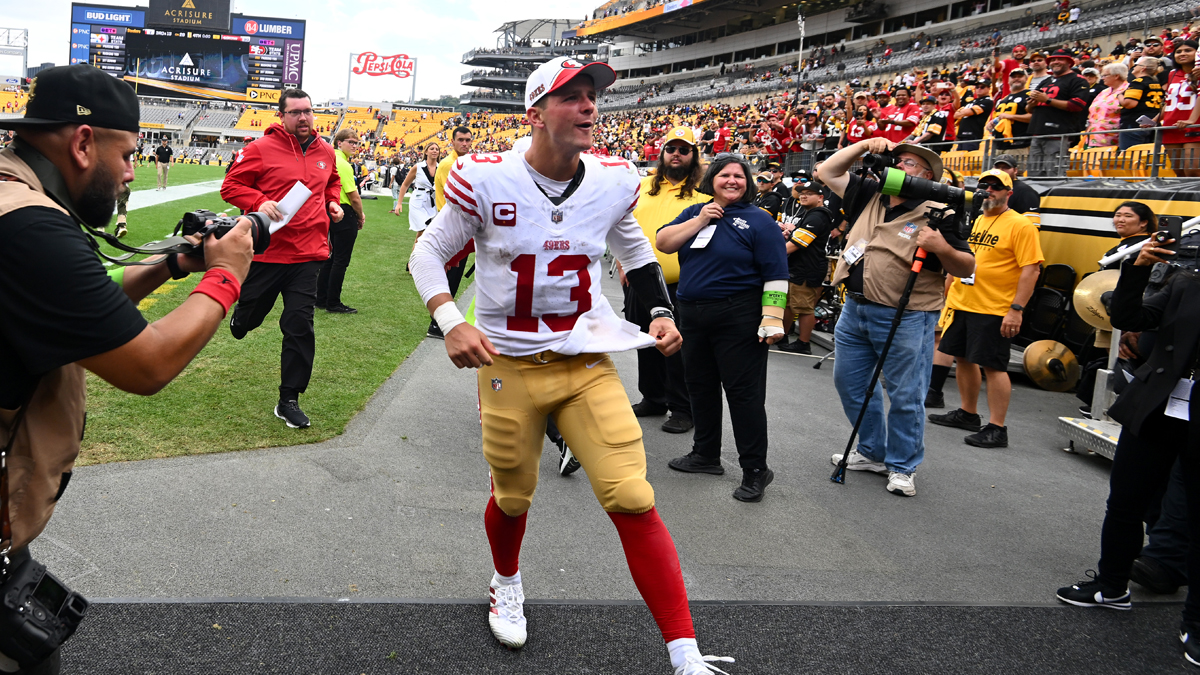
[816,138,974,497]
[0,65,254,674]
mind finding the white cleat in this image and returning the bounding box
[488,572,527,649]
[675,654,736,675]
[887,471,916,497]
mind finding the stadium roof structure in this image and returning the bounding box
[574,0,855,39]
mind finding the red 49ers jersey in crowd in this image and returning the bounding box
[878,102,921,143]
[1162,68,1200,145]
[411,151,659,356]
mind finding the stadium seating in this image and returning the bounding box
[0,90,27,114]
[140,104,195,127]
[192,109,241,129]
[234,108,276,130]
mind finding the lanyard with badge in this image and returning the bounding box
[1165,349,1200,421]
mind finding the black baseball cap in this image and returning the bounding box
[0,65,139,133]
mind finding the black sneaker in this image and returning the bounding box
[631,400,669,417]
[555,436,581,476]
[229,312,248,340]
[775,339,812,354]
[661,415,694,433]
[1078,404,1092,418]
[924,388,945,408]
[732,468,774,502]
[667,453,724,475]
[1181,621,1200,667]
[315,300,327,310]
[115,223,128,238]
[1131,555,1184,595]
[928,407,983,431]
[327,305,358,314]
[1055,570,1131,610]
[965,423,1008,448]
[427,322,444,340]
[274,400,310,429]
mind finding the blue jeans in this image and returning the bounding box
[833,297,938,474]
[1117,123,1151,152]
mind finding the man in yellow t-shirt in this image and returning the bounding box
[928,169,1043,449]
[624,126,708,433]
[426,125,473,339]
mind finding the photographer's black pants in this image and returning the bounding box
[317,212,360,309]
[231,260,321,402]
[1097,408,1200,622]
[678,290,770,471]
[623,281,691,419]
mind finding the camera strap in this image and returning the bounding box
[11,140,196,266]
[0,387,35,580]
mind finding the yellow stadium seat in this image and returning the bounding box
[1115,143,1175,177]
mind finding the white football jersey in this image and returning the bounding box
[413,151,659,357]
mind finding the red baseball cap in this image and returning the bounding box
[525,56,617,108]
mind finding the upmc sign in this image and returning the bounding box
[352,52,414,78]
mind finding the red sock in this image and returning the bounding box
[485,496,526,577]
[608,508,695,642]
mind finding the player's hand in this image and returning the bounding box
[916,225,951,255]
[202,217,254,283]
[649,317,682,356]
[758,324,786,344]
[329,201,344,223]
[259,200,285,221]
[1000,309,1023,338]
[444,323,499,369]
[698,202,724,225]
[358,212,365,230]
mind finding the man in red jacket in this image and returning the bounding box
[221,89,344,429]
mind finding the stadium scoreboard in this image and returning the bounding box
[69,2,305,102]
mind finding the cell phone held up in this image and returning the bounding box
[1155,215,1183,250]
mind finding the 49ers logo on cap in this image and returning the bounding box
[561,59,582,69]
[528,84,545,102]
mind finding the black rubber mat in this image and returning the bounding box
[60,601,1191,674]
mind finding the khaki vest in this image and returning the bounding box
[832,193,949,312]
[0,147,87,552]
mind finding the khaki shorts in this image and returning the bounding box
[787,282,823,316]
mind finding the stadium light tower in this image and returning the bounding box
[0,28,29,84]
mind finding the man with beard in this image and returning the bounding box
[0,65,254,675]
[622,126,707,433]
[222,89,344,429]
[879,87,920,143]
[987,69,1033,149]
[1026,48,1088,176]
[929,169,1042,449]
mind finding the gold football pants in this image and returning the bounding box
[478,352,654,517]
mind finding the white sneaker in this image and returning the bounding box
[675,654,735,675]
[830,451,887,474]
[488,572,527,648]
[887,471,916,497]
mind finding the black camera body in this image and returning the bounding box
[175,209,272,256]
[0,555,88,669]
[862,151,975,240]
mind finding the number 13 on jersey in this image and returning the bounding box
[507,254,592,332]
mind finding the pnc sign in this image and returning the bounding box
[352,52,415,79]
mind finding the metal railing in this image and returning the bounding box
[909,125,1200,180]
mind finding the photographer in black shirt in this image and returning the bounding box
[0,66,253,675]
[1055,230,1200,670]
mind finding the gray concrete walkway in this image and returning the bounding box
[33,279,1169,609]
[125,179,225,211]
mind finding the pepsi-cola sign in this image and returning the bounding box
[352,52,414,79]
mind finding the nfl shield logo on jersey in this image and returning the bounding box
[551,209,564,223]
[491,378,503,391]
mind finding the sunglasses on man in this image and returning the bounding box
[662,145,693,155]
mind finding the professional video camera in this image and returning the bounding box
[174,210,272,256]
[861,151,976,240]
[0,554,89,671]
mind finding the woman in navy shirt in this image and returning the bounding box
[656,154,790,503]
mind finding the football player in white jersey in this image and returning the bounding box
[410,57,734,675]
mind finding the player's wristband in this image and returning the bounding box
[107,266,125,287]
[190,268,241,315]
[433,301,466,335]
[762,279,788,309]
[650,307,675,322]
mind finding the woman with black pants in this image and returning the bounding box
[656,155,790,502]
[1055,230,1200,668]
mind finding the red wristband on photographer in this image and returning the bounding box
[190,269,241,315]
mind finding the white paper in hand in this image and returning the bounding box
[269,181,313,234]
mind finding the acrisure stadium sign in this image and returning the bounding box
[147,0,231,32]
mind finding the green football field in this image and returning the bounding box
[83,191,437,465]
[129,162,227,192]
